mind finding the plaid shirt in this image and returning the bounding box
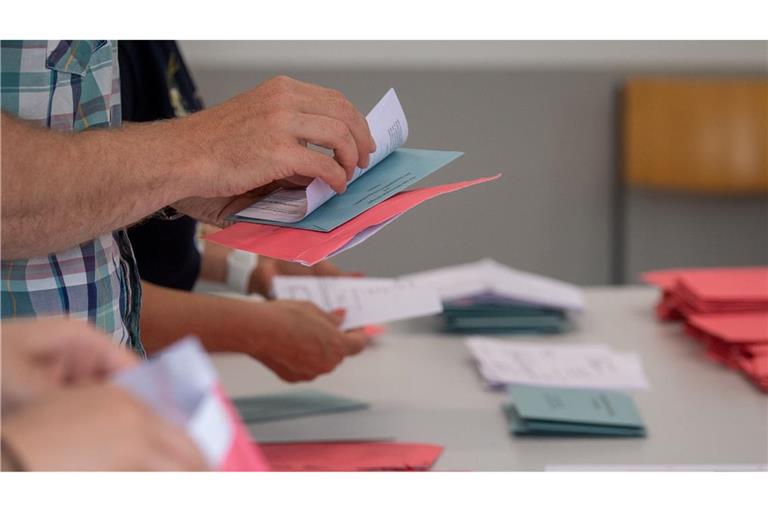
[1,40,144,355]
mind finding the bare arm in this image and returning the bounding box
[1,75,375,259]
[139,281,368,382]
[1,113,204,258]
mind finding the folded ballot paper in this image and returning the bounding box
[231,88,463,230]
[401,259,584,334]
[206,175,499,266]
[272,276,443,330]
[503,385,646,437]
[467,336,650,391]
[113,337,269,471]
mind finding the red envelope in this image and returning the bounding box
[687,313,768,345]
[643,267,768,320]
[215,386,270,471]
[206,175,501,266]
[260,441,444,471]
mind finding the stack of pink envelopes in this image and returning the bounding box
[206,175,500,266]
[644,267,768,392]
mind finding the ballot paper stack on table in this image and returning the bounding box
[205,89,500,265]
[400,259,585,334]
[466,336,649,437]
[644,267,768,393]
[503,385,646,437]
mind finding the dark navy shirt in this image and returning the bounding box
[121,40,204,291]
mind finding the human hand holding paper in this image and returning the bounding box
[228,300,369,382]
[238,88,409,223]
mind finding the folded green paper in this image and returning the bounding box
[504,385,646,437]
[234,389,369,424]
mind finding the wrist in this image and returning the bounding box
[218,300,274,357]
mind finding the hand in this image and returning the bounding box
[1,318,138,414]
[182,75,376,201]
[1,384,207,471]
[172,184,278,227]
[231,300,369,382]
[249,256,362,297]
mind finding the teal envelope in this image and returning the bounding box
[503,385,646,437]
[233,389,369,424]
[230,148,463,232]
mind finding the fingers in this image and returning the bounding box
[145,417,208,471]
[64,324,139,381]
[287,80,376,169]
[341,329,370,355]
[285,147,349,194]
[290,113,359,181]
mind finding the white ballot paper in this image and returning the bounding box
[400,259,585,311]
[466,336,650,390]
[272,276,442,330]
[237,88,409,223]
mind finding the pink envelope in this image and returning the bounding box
[686,312,768,345]
[260,441,444,471]
[206,174,501,266]
[216,385,270,471]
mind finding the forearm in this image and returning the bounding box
[198,239,231,283]
[0,113,208,259]
[139,281,267,356]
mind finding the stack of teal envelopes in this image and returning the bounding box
[442,298,570,334]
[503,385,646,437]
[233,390,369,424]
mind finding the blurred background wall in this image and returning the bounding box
[179,41,768,284]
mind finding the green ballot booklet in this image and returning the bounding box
[233,389,369,424]
[503,385,646,437]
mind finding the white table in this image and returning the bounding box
[213,286,768,470]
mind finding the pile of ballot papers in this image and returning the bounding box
[205,89,500,265]
[644,267,768,393]
[401,259,584,334]
[465,337,649,437]
[503,385,646,437]
[466,336,650,391]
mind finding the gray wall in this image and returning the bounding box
[183,42,768,284]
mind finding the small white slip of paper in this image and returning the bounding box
[272,276,443,330]
[466,336,650,390]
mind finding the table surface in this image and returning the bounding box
[212,286,768,471]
